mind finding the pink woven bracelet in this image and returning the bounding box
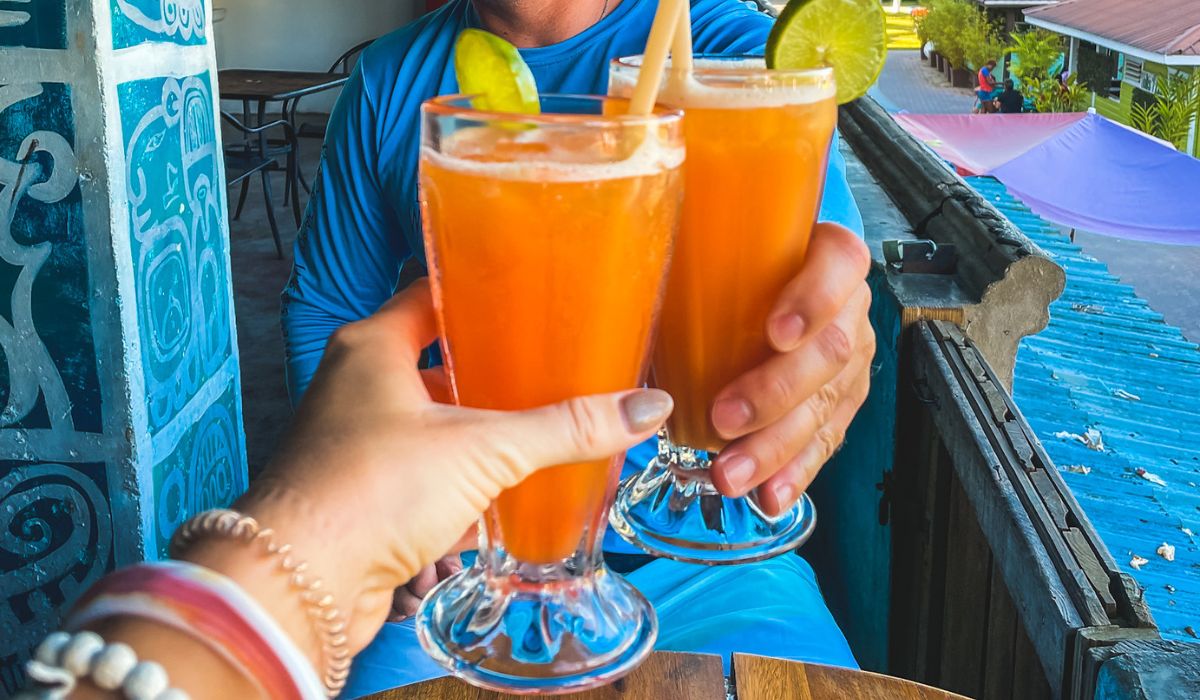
[67,561,326,700]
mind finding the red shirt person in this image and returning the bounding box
[977,59,998,97]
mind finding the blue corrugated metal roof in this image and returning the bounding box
[969,176,1200,642]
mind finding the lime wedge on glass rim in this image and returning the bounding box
[454,28,541,114]
[765,0,888,105]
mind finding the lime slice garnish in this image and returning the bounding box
[766,0,888,105]
[454,28,540,114]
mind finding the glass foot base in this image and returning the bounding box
[610,452,817,565]
[416,559,657,695]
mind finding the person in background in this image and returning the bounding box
[998,79,1024,114]
[16,282,677,700]
[976,59,998,113]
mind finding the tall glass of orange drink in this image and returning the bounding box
[415,94,684,692]
[609,56,837,564]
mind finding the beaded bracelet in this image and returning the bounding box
[169,509,352,697]
[16,630,187,700]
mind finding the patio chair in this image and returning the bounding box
[279,38,375,205]
[221,111,298,259]
[294,39,375,141]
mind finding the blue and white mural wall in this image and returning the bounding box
[111,0,207,49]
[0,1,245,693]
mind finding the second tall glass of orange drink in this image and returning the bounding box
[609,56,837,565]
[415,95,684,692]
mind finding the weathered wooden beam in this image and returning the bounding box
[913,320,1160,697]
[840,97,1065,388]
[913,321,1084,695]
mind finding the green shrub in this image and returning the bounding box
[962,15,1006,71]
[1130,71,1200,150]
[1027,75,1090,113]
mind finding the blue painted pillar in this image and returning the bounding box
[0,1,246,692]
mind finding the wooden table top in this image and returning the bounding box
[217,69,350,102]
[364,653,971,700]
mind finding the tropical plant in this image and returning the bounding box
[1009,30,1063,86]
[1028,75,1090,113]
[1130,71,1200,150]
[1005,28,1088,113]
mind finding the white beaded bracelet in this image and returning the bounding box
[16,631,189,700]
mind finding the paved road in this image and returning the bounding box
[871,50,976,115]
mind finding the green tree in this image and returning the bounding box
[961,13,1005,71]
[921,0,979,69]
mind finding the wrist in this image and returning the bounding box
[170,506,362,695]
[225,480,400,651]
[178,536,324,664]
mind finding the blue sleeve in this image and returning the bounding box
[691,1,864,237]
[691,0,774,54]
[281,64,409,403]
[820,133,864,236]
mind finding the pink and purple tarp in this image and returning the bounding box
[894,112,1200,245]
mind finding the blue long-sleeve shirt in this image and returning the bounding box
[281,0,863,400]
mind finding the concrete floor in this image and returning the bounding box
[226,130,321,474]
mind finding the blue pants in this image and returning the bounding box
[341,555,857,698]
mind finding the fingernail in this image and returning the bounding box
[772,482,798,511]
[620,389,674,433]
[771,314,806,350]
[712,398,753,434]
[719,454,757,493]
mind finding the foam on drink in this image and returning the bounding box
[610,57,836,108]
[424,124,684,183]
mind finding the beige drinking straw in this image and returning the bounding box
[670,0,694,84]
[628,0,687,115]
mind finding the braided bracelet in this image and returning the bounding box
[169,509,352,698]
[66,561,323,699]
[17,630,187,700]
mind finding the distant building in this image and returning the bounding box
[968,0,1060,34]
[1025,0,1200,156]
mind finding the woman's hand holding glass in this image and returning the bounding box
[189,279,674,667]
